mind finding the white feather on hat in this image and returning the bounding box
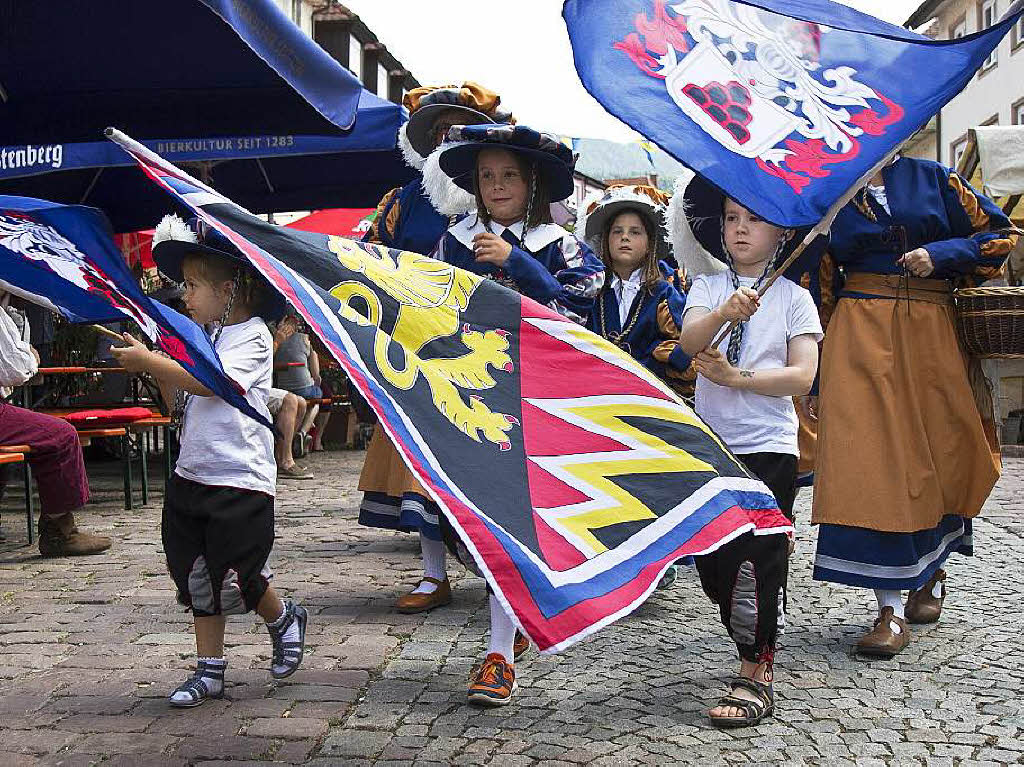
[152,214,197,248]
[666,171,728,277]
[397,123,426,171]
[420,141,478,217]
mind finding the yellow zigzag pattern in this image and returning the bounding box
[529,395,741,557]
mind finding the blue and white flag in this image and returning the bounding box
[563,0,1024,227]
[0,196,272,428]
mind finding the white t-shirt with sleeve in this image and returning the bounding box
[174,317,277,496]
[0,306,37,389]
[686,273,823,456]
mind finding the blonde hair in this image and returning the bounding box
[182,251,267,318]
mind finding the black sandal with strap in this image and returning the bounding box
[708,677,775,729]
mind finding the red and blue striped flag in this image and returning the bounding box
[110,129,792,652]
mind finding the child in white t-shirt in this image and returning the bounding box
[678,193,822,728]
[112,215,307,708]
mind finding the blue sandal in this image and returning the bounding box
[169,660,225,708]
[268,600,308,679]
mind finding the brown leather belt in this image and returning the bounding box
[843,273,954,306]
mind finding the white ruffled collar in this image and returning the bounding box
[610,268,644,292]
[449,215,566,252]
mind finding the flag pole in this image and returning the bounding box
[91,324,127,343]
[707,145,904,351]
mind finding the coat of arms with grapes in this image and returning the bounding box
[614,0,904,192]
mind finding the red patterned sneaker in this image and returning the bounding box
[467,653,516,707]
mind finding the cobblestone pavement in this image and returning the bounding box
[0,451,1021,766]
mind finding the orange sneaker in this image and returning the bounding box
[467,653,516,706]
[513,630,530,661]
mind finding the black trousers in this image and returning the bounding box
[694,452,794,664]
[163,475,275,617]
[738,452,798,522]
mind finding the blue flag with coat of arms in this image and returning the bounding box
[563,0,1024,227]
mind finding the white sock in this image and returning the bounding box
[170,656,225,703]
[874,589,905,630]
[267,604,300,643]
[486,594,517,663]
[411,534,447,594]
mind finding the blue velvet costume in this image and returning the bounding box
[434,215,605,323]
[586,268,694,396]
[362,177,450,256]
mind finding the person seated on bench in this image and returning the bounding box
[0,294,111,556]
[266,387,312,480]
[272,315,321,455]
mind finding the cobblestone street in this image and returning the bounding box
[0,451,1021,766]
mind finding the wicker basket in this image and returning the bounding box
[955,286,1024,358]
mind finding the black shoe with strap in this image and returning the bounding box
[709,677,775,728]
[268,599,308,679]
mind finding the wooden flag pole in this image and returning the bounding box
[91,324,128,344]
[707,145,904,352]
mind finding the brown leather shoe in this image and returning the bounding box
[395,577,452,614]
[856,607,910,658]
[905,569,946,624]
[38,512,112,558]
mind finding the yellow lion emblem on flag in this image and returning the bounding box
[327,236,518,449]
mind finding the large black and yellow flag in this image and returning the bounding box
[111,129,791,653]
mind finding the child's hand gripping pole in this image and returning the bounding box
[705,144,904,353]
[708,226,824,351]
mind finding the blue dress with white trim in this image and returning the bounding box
[808,157,1011,591]
[585,266,693,393]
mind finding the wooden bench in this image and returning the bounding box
[0,447,30,542]
[38,407,174,511]
[73,427,138,510]
[127,416,174,506]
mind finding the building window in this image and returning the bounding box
[349,36,362,79]
[291,0,303,25]
[950,134,969,170]
[951,15,967,39]
[1012,12,1024,50]
[377,63,390,98]
[978,0,998,69]
[1013,98,1024,125]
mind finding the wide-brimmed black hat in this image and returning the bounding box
[679,174,827,280]
[403,82,514,158]
[436,124,577,202]
[152,215,287,322]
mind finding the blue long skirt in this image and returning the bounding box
[813,514,972,590]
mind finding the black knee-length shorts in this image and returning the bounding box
[162,474,275,617]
